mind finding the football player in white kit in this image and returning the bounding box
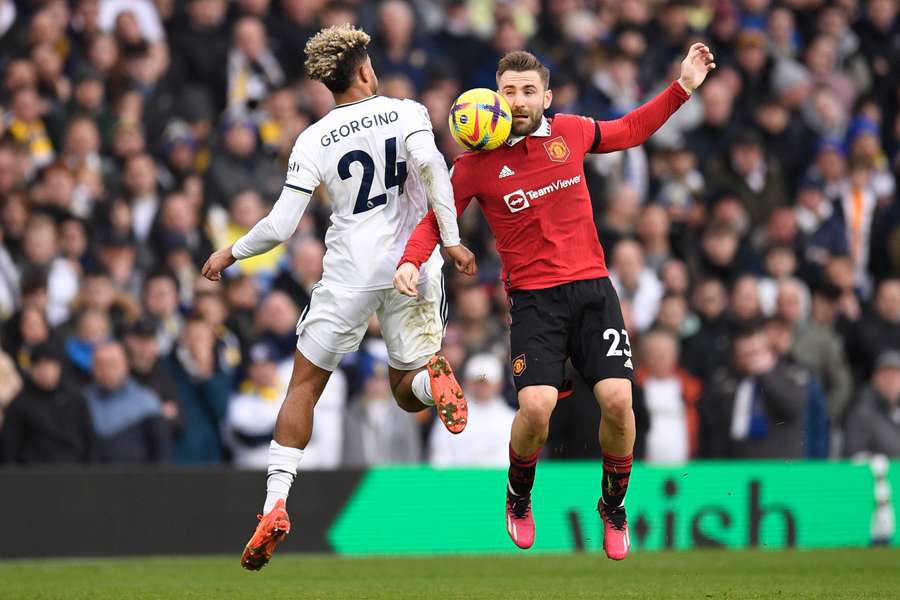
[201,25,477,570]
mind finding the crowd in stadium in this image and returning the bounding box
[0,0,899,467]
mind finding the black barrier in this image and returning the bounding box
[0,467,364,559]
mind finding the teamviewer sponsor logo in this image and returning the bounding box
[503,189,530,213]
[503,175,582,213]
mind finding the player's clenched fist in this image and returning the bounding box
[446,244,478,276]
[394,262,420,297]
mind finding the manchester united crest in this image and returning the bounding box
[512,354,526,376]
[543,136,570,162]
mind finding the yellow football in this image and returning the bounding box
[448,88,512,151]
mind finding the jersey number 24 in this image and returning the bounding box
[338,137,407,215]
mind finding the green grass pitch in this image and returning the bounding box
[3,548,899,599]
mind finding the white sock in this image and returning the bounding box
[411,369,434,406]
[263,440,304,514]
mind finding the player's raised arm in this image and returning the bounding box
[590,42,715,154]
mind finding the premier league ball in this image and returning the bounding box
[448,88,512,151]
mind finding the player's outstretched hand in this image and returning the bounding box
[446,244,478,276]
[394,262,420,297]
[678,42,716,93]
[202,246,236,281]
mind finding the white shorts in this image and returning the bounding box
[295,274,447,372]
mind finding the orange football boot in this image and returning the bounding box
[427,355,468,434]
[240,498,291,571]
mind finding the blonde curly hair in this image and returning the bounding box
[304,25,371,93]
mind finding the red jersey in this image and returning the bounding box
[400,80,691,291]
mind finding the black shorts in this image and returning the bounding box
[508,277,634,391]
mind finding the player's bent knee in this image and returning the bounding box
[517,387,557,430]
[595,379,633,422]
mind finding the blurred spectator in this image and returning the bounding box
[706,130,788,225]
[272,236,324,311]
[344,358,421,467]
[124,317,182,435]
[369,0,433,92]
[226,16,284,116]
[730,275,763,327]
[193,291,243,376]
[763,315,831,458]
[3,87,55,171]
[1,343,93,464]
[168,0,230,110]
[841,157,878,294]
[636,204,673,274]
[96,232,142,298]
[454,283,502,355]
[223,274,259,347]
[699,327,808,459]
[694,220,743,286]
[85,341,170,463]
[142,269,183,355]
[168,317,232,463]
[844,350,900,458]
[255,290,300,361]
[682,278,731,380]
[151,192,213,270]
[847,278,900,382]
[610,239,663,332]
[70,267,141,334]
[429,353,514,467]
[224,341,289,468]
[782,280,853,422]
[20,215,79,326]
[794,178,848,277]
[634,330,702,463]
[205,121,283,215]
[758,245,798,316]
[270,0,322,81]
[596,182,640,255]
[64,308,112,384]
[686,78,738,166]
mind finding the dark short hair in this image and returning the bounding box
[496,51,550,89]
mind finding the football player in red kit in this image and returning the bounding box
[394,44,715,559]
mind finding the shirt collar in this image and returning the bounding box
[506,116,550,146]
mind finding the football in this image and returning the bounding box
[448,88,512,151]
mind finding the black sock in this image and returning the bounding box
[601,452,633,508]
[507,444,540,497]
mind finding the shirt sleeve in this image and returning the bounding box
[582,80,691,154]
[400,99,434,143]
[399,162,474,269]
[406,129,461,247]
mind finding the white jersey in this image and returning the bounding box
[286,95,442,291]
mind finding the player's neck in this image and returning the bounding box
[333,84,376,107]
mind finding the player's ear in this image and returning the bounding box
[543,88,552,110]
[358,56,373,84]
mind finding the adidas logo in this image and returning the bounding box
[624,358,633,370]
[498,165,515,178]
